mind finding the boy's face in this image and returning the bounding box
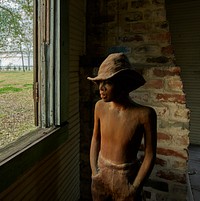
[98,79,118,102]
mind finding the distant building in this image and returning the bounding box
[0,51,33,71]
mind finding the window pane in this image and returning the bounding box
[0,0,36,148]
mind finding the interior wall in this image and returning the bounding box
[166,0,200,145]
[0,0,86,200]
[0,130,80,201]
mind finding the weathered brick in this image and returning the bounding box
[118,35,143,42]
[157,147,188,160]
[154,8,166,21]
[171,183,187,194]
[160,21,168,29]
[146,32,171,43]
[147,21,169,32]
[108,46,132,54]
[174,107,190,119]
[125,11,143,22]
[131,0,148,9]
[153,67,181,77]
[173,135,189,147]
[143,9,152,21]
[144,79,164,89]
[146,56,169,64]
[171,160,187,169]
[119,1,128,11]
[152,0,165,6]
[161,45,174,55]
[153,106,169,118]
[131,22,148,33]
[156,157,167,166]
[134,45,161,55]
[156,170,186,183]
[157,132,171,141]
[143,190,151,199]
[156,93,186,104]
[155,193,169,201]
[107,1,117,15]
[159,120,189,130]
[144,9,166,21]
[166,78,183,91]
[145,179,169,192]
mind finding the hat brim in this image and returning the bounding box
[87,69,145,91]
[87,68,129,81]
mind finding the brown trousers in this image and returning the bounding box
[91,154,144,201]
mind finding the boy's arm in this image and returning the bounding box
[90,102,101,176]
[132,107,157,192]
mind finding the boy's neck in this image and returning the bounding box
[110,95,132,110]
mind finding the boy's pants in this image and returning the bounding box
[91,154,144,201]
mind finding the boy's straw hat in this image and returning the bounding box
[87,53,145,91]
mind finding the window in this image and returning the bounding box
[0,0,35,148]
[0,0,69,160]
[34,0,69,127]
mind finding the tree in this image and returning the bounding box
[0,0,33,70]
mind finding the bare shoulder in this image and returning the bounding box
[94,100,107,115]
[140,105,156,116]
[133,103,157,123]
[95,100,105,109]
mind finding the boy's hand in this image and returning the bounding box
[91,167,100,177]
[123,185,139,200]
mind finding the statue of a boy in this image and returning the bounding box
[88,53,157,201]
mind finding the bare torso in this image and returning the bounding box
[97,99,148,164]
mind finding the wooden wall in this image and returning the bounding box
[0,0,85,200]
[0,131,80,201]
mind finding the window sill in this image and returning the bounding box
[0,124,68,192]
[0,127,57,164]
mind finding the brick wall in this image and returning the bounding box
[86,0,175,67]
[80,0,190,200]
[131,66,189,200]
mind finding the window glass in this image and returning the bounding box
[0,0,36,148]
[0,0,66,150]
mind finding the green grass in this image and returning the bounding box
[23,83,33,89]
[0,113,6,118]
[0,71,33,85]
[0,72,33,94]
[0,71,36,148]
[0,86,23,94]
